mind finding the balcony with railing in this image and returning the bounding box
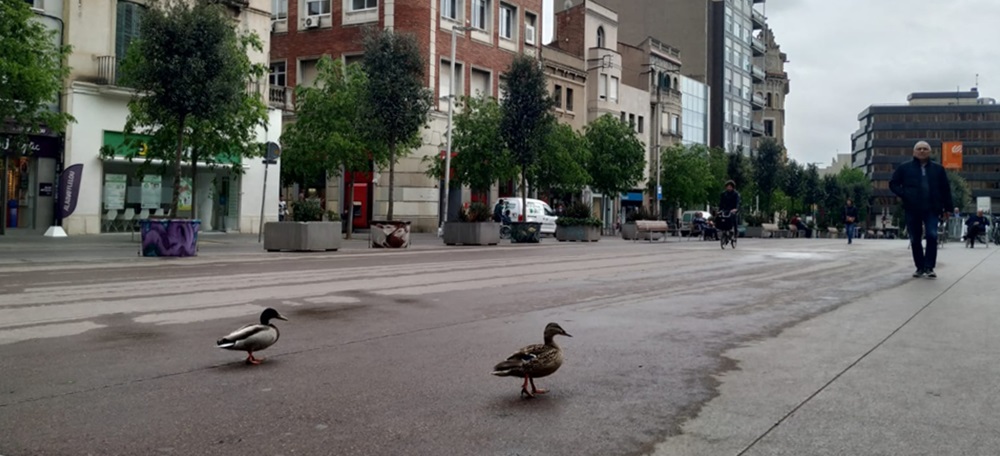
[268,85,292,111]
[751,93,765,110]
[752,8,766,29]
[751,64,765,83]
[752,120,765,137]
[96,55,118,86]
[751,36,765,56]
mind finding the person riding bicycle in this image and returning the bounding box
[501,209,513,226]
[718,180,741,230]
[965,209,990,248]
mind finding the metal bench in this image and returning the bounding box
[762,222,789,238]
[634,220,669,242]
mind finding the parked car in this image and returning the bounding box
[496,197,558,235]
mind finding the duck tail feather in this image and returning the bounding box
[217,339,236,348]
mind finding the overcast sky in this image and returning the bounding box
[543,0,1000,166]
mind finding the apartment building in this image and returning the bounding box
[752,25,789,153]
[597,0,779,155]
[853,89,1000,219]
[56,0,282,235]
[270,0,543,232]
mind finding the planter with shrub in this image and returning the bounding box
[443,202,501,246]
[264,198,342,252]
[621,206,658,240]
[555,201,602,242]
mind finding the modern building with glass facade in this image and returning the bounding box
[852,89,1000,220]
[597,0,769,155]
[681,75,710,146]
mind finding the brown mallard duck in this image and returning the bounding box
[216,308,288,365]
[491,322,572,398]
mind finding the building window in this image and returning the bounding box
[553,84,562,109]
[499,76,508,102]
[269,62,286,87]
[272,0,288,20]
[638,116,644,133]
[472,0,490,30]
[766,92,772,107]
[524,12,537,45]
[299,59,319,87]
[471,68,491,97]
[115,1,144,64]
[620,111,626,123]
[672,115,680,134]
[596,26,605,48]
[441,0,459,21]
[610,76,619,102]
[350,0,376,10]
[306,0,331,15]
[565,88,574,112]
[598,74,608,100]
[764,119,774,137]
[439,60,464,109]
[499,3,515,39]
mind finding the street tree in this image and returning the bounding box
[821,174,844,229]
[838,167,871,226]
[535,122,590,203]
[0,0,74,149]
[118,0,268,218]
[361,29,432,221]
[707,146,728,193]
[802,163,823,209]
[726,150,753,193]
[585,115,646,212]
[281,57,379,238]
[947,170,971,211]
[661,143,712,212]
[752,138,784,217]
[500,54,554,222]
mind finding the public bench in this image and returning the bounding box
[635,220,669,243]
[762,223,789,238]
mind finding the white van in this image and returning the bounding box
[495,197,558,234]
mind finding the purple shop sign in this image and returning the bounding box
[58,164,83,219]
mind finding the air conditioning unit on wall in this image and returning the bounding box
[304,16,320,29]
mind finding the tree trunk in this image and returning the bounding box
[171,116,186,218]
[386,142,396,220]
[190,148,198,225]
[520,165,527,224]
[346,171,355,239]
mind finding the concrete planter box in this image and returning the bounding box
[556,225,601,242]
[264,221,341,252]
[510,222,542,243]
[744,226,765,238]
[443,221,501,246]
[621,222,663,241]
[371,220,411,248]
[140,219,200,257]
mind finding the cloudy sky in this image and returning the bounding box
[543,0,1000,166]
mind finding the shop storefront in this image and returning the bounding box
[1,135,62,234]
[100,131,242,233]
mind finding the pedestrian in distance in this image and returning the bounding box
[889,140,953,279]
[844,198,858,244]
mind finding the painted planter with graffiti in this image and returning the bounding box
[370,220,411,248]
[140,219,200,257]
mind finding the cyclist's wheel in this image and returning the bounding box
[720,231,728,249]
[730,232,737,248]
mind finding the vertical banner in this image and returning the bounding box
[178,177,193,212]
[103,174,127,210]
[942,141,963,169]
[58,164,84,219]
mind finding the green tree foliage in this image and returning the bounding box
[281,57,378,237]
[361,28,432,220]
[500,54,554,221]
[802,163,823,208]
[947,170,971,211]
[118,0,268,218]
[706,147,728,192]
[445,95,515,194]
[0,0,74,148]
[726,150,753,193]
[661,143,712,211]
[584,114,646,200]
[752,138,784,216]
[820,174,843,229]
[535,122,590,200]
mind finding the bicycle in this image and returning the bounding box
[717,211,737,249]
[991,216,1000,245]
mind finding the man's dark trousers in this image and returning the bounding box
[906,210,940,271]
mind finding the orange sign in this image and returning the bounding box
[942,141,963,169]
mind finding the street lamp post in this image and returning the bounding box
[443,24,473,228]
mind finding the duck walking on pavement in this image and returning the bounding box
[491,322,572,398]
[216,308,288,365]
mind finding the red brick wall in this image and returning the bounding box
[551,3,584,58]
[271,0,543,105]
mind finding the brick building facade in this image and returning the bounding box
[270,0,542,232]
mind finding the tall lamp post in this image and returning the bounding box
[442,23,474,228]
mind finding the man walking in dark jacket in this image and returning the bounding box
[844,199,859,244]
[889,141,953,278]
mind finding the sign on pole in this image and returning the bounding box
[942,141,963,169]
